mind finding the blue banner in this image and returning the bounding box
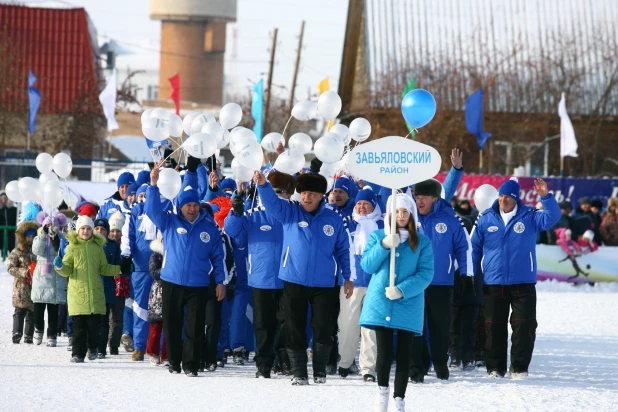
[28,70,41,134]
[465,88,491,150]
[251,79,264,142]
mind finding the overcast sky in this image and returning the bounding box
[19,0,349,99]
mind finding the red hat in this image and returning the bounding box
[78,203,97,217]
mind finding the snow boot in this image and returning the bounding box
[67,337,73,351]
[349,360,360,374]
[290,377,309,386]
[256,366,271,379]
[409,367,424,383]
[312,342,332,377]
[132,350,145,361]
[33,330,44,345]
[287,349,309,382]
[510,371,529,380]
[313,372,327,384]
[462,361,475,371]
[338,366,351,378]
[168,362,181,374]
[374,386,389,412]
[12,333,22,344]
[206,363,217,372]
[109,346,119,355]
[364,374,376,382]
[216,358,226,368]
[87,350,97,361]
[449,358,461,369]
[185,370,198,378]
[488,370,506,378]
[150,355,161,366]
[233,347,248,365]
[121,334,134,352]
[97,353,106,359]
[393,397,406,412]
[47,338,57,347]
[434,365,449,380]
[23,335,33,344]
[198,361,205,372]
[70,356,84,363]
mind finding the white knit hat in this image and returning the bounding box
[75,215,94,232]
[108,211,125,232]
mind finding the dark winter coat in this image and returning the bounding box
[7,221,40,309]
[147,239,163,322]
[101,238,121,304]
[0,191,17,252]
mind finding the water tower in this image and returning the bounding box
[150,0,237,106]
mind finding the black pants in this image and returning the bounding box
[33,302,59,338]
[450,304,479,364]
[72,314,101,358]
[57,304,68,333]
[282,281,337,377]
[252,288,286,369]
[376,327,415,399]
[109,296,125,349]
[483,284,537,374]
[410,285,453,373]
[202,292,223,365]
[328,284,340,367]
[475,306,486,362]
[162,280,208,373]
[98,303,113,354]
[13,307,34,338]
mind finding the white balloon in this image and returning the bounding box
[218,129,230,149]
[158,168,182,200]
[52,153,73,179]
[231,158,254,182]
[473,184,499,212]
[230,127,257,144]
[317,91,342,120]
[182,133,218,159]
[141,108,154,124]
[319,162,338,180]
[43,180,62,208]
[219,103,243,129]
[5,180,23,202]
[288,133,313,155]
[349,117,371,142]
[150,107,170,121]
[314,133,344,164]
[142,118,169,142]
[182,112,199,136]
[330,124,350,144]
[61,188,78,209]
[291,100,318,121]
[35,153,54,174]
[191,114,209,135]
[201,122,224,144]
[261,133,284,153]
[273,150,305,175]
[18,177,40,202]
[235,138,264,171]
[205,114,217,123]
[168,113,183,138]
[39,172,59,186]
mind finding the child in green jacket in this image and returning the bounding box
[54,216,120,363]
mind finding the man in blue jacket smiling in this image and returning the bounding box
[254,170,355,386]
[471,177,560,379]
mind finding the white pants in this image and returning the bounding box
[337,286,377,375]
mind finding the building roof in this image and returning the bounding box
[0,4,101,114]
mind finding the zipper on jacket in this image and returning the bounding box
[332,256,337,277]
[248,254,252,274]
[529,252,533,272]
[283,246,290,268]
[448,254,452,273]
[86,241,94,313]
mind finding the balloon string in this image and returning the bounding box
[281,116,293,140]
[161,146,184,165]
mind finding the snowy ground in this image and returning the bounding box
[1,269,617,412]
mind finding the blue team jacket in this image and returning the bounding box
[97,192,131,220]
[127,202,157,272]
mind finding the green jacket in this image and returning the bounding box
[57,232,120,316]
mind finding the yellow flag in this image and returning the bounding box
[317,78,330,96]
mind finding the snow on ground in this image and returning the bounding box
[1,267,617,411]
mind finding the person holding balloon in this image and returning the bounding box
[254,170,355,385]
[471,178,560,379]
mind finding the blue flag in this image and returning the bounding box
[28,70,41,134]
[465,88,491,150]
[252,79,264,142]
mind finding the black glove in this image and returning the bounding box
[120,256,133,275]
[461,276,475,297]
[42,225,49,234]
[226,284,236,302]
[186,156,200,173]
[51,234,60,251]
[247,185,257,200]
[232,193,245,215]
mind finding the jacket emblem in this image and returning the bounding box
[488,226,499,232]
[435,223,447,233]
[176,228,187,234]
[298,221,309,228]
[260,225,272,231]
[200,232,211,243]
[513,222,526,233]
[323,225,335,236]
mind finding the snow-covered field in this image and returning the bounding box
[1,269,617,411]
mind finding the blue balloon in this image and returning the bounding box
[401,89,437,129]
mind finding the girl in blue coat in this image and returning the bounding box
[359,193,434,412]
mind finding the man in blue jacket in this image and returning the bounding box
[254,171,355,385]
[145,164,227,377]
[328,176,358,217]
[409,178,474,382]
[98,171,136,220]
[225,171,296,378]
[471,178,560,379]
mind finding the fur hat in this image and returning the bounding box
[108,211,125,232]
[15,220,40,249]
[296,174,328,194]
[414,179,443,198]
[268,171,296,194]
[76,215,94,232]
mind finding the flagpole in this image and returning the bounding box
[560,156,564,177]
[479,149,483,174]
[26,131,30,158]
[107,131,113,160]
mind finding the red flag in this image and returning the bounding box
[169,74,180,115]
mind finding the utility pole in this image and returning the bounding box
[263,28,278,132]
[287,20,305,119]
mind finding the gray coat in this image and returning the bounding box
[31,232,67,304]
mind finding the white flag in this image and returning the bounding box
[558,92,578,158]
[99,70,119,132]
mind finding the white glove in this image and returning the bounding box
[381,234,400,249]
[385,286,403,300]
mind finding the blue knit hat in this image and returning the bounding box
[136,170,151,187]
[333,176,358,198]
[499,179,521,200]
[127,183,138,196]
[355,188,377,209]
[177,188,199,209]
[117,172,136,188]
[220,178,237,192]
[93,218,110,234]
[136,184,148,198]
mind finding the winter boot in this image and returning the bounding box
[216,358,226,368]
[313,372,327,384]
[206,363,217,372]
[510,371,529,380]
[462,361,475,371]
[97,353,106,359]
[150,355,161,366]
[168,362,181,374]
[290,377,309,385]
[121,334,134,352]
[363,374,376,382]
[409,367,424,383]
[87,350,97,361]
[338,366,351,378]
[70,356,84,363]
[287,349,309,380]
[312,343,332,377]
[374,386,389,412]
[233,347,247,365]
[23,335,33,344]
[255,365,271,379]
[33,330,44,345]
[109,346,119,355]
[393,397,406,412]
[12,333,22,344]
[449,358,461,369]
[46,338,57,347]
[198,361,205,372]
[349,360,360,374]
[185,370,198,378]
[67,337,73,351]
[434,365,449,380]
[132,350,145,361]
[488,370,505,378]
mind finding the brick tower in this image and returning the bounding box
[150,0,237,106]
